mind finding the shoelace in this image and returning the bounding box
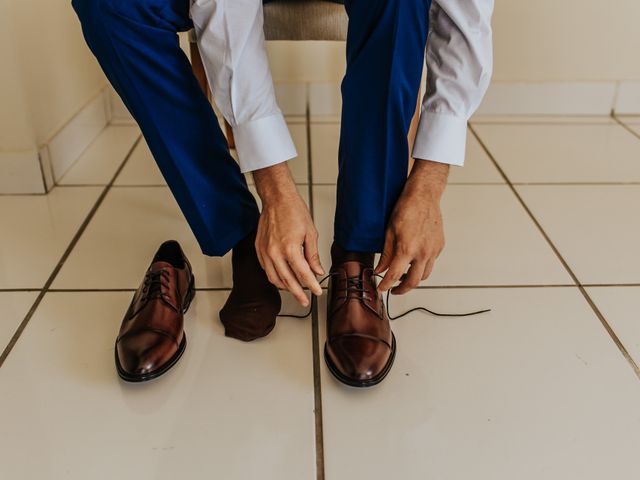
[278,272,491,320]
[141,269,171,303]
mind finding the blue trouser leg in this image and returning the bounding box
[72,0,260,256]
[335,0,431,253]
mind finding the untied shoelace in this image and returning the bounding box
[278,272,491,320]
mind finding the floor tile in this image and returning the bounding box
[309,122,339,184]
[53,185,308,289]
[0,292,38,351]
[58,126,140,185]
[586,286,640,366]
[274,83,307,117]
[448,133,504,184]
[471,115,615,125]
[308,83,341,121]
[618,117,640,136]
[310,124,502,184]
[318,287,640,480]
[617,115,640,124]
[517,185,640,284]
[0,187,102,289]
[312,185,571,286]
[113,139,165,186]
[0,290,315,479]
[115,121,309,186]
[473,123,640,183]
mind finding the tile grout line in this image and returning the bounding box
[306,88,326,480]
[612,114,640,141]
[0,134,143,368]
[468,124,640,379]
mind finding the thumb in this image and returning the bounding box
[375,233,394,274]
[304,233,325,276]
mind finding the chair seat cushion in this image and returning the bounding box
[263,0,348,41]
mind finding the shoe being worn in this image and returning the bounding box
[115,240,195,382]
[324,244,396,388]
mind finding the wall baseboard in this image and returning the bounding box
[109,87,135,125]
[0,88,112,194]
[307,80,640,119]
[614,82,640,115]
[48,89,109,182]
[477,82,618,116]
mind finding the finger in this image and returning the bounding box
[304,233,325,276]
[391,259,426,295]
[254,240,266,271]
[377,255,411,292]
[273,256,310,307]
[374,231,394,274]
[421,258,435,281]
[261,256,286,290]
[287,246,323,296]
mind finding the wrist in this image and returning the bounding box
[252,162,298,205]
[406,159,449,202]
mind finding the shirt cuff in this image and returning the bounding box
[412,111,469,167]
[233,113,298,173]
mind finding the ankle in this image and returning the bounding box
[330,242,375,267]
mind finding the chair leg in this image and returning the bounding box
[189,36,236,149]
[407,84,421,175]
[224,120,236,150]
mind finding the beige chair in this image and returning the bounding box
[189,0,420,160]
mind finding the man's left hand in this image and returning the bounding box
[375,159,449,295]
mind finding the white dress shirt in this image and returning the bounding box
[190,0,494,173]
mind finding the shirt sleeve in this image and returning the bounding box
[412,0,494,167]
[190,0,297,173]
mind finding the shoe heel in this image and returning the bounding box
[182,274,196,313]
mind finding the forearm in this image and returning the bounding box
[413,0,494,167]
[406,159,450,202]
[190,0,296,173]
[252,163,299,205]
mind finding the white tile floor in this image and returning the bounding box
[2,85,640,479]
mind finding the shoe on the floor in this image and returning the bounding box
[219,229,281,342]
[324,243,396,388]
[115,240,195,382]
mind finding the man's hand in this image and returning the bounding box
[253,163,324,307]
[375,160,449,295]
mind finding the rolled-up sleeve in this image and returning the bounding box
[413,0,494,167]
[190,0,297,173]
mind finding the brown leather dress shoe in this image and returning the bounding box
[115,240,195,382]
[324,244,396,388]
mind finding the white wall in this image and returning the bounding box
[267,0,640,83]
[0,0,106,152]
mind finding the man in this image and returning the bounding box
[72,0,493,387]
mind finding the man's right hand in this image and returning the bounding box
[253,163,324,307]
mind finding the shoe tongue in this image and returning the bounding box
[341,261,368,278]
[149,261,174,273]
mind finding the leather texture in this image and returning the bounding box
[115,241,195,382]
[325,244,395,387]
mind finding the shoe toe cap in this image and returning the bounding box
[116,331,178,377]
[328,336,392,382]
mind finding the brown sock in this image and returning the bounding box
[330,242,375,269]
[219,229,282,341]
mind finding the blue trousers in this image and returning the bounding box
[72,0,431,256]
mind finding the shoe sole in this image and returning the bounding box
[323,333,396,388]
[115,274,196,383]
